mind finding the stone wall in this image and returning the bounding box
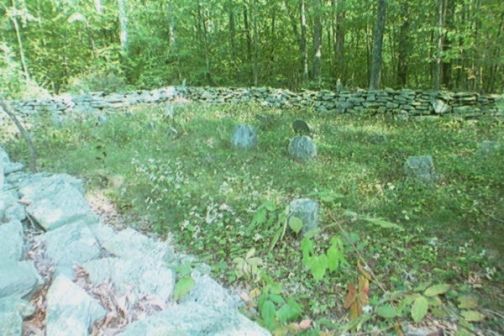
[6,86,503,119]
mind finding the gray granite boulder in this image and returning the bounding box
[182,273,240,310]
[0,261,41,298]
[19,174,96,231]
[46,276,106,336]
[0,147,24,175]
[0,295,35,336]
[83,256,175,304]
[39,221,103,277]
[0,189,26,222]
[404,155,438,184]
[431,99,450,114]
[119,302,270,336]
[288,136,317,162]
[231,124,258,150]
[0,220,24,261]
[96,227,174,262]
[289,198,319,234]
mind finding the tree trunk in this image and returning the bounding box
[332,0,346,82]
[228,2,236,59]
[10,0,30,81]
[197,1,213,84]
[311,0,322,83]
[94,0,103,14]
[243,5,253,82]
[300,0,309,81]
[0,99,37,173]
[369,0,387,90]
[251,0,259,85]
[396,1,409,86]
[117,0,128,56]
[442,0,455,89]
[433,0,444,90]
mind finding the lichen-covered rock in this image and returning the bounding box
[0,296,35,336]
[288,136,317,162]
[0,220,24,261]
[289,198,319,234]
[40,221,103,277]
[404,155,438,184]
[95,227,174,261]
[119,302,270,336]
[431,99,450,114]
[0,147,23,175]
[83,256,175,304]
[46,276,106,336]
[0,261,41,298]
[231,124,257,150]
[182,273,240,310]
[19,174,97,231]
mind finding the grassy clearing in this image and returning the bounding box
[5,103,504,334]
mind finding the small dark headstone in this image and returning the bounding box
[292,120,311,135]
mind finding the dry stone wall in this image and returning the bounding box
[6,86,503,119]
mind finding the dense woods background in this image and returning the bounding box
[1,0,503,98]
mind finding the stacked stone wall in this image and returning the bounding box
[6,86,502,119]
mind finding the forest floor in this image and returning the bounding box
[4,103,504,335]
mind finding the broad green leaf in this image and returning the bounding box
[250,208,267,230]
[363,215,404,231]
[411,296,429,322]
[276,299,302,322]
[173,276,195,301]
[376,304,397,319]
[263,200,276,212]
[461,310,485,322]
[301,238,314,262]
[327,240,345,272]
[245,247,256,259]
[260,300,277,329]
[288,216,303,234]
[424,284,450,297]
[458,295,478,309]
[308,255,328,281]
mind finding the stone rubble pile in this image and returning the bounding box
[5,86,502,122]
[0,147,270,336]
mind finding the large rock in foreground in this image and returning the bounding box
[46,276,106,336]
[0,261,41,298]
[289,198,319,234]
[119,302,269,336]
[404,155,438,184]
[231,124,258,150]
[19,174,97,231]
[288,136,317,162]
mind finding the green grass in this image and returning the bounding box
[4,103,504,334]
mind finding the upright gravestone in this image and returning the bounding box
[404,155,438,184]
[288,136,317,162]
[231,124,257,150]
[289,198,319,234]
